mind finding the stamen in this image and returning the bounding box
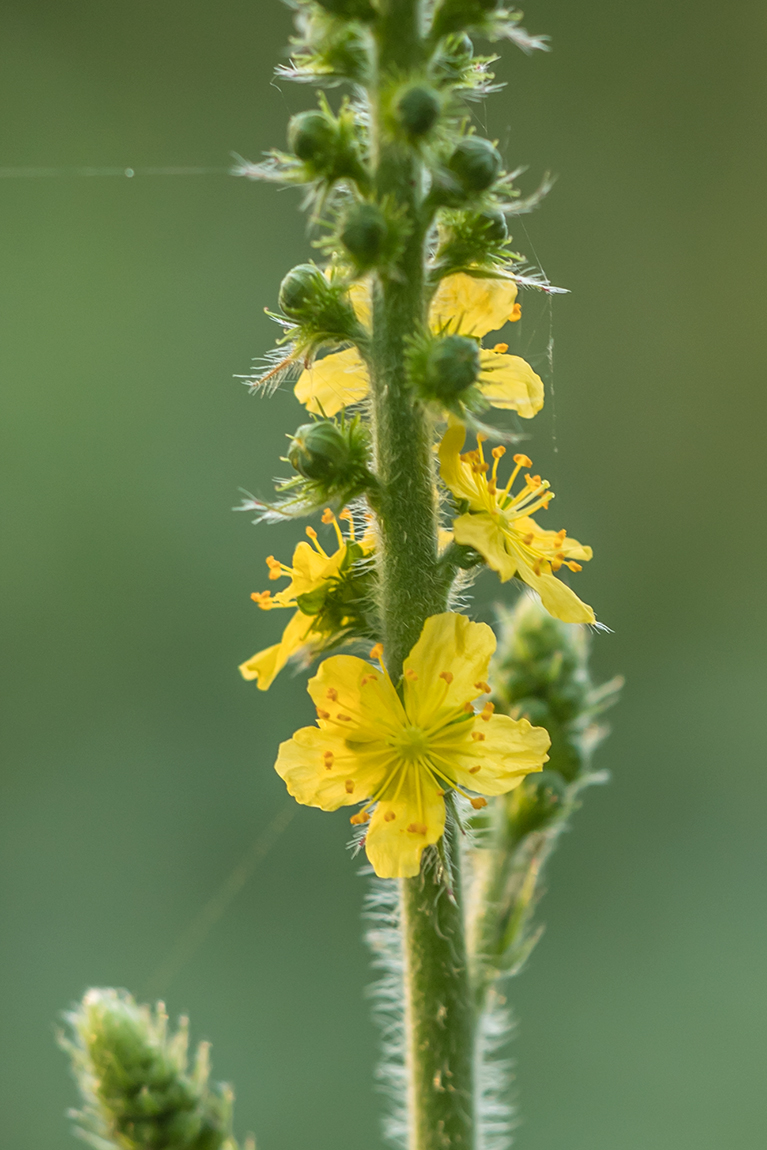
[567,561,583,572]
[316,708,330,720]
[323,750,334,769]
[471,732,485,742]
[321,508,334,524]
[463,702,475,714]
[305,525,328,557]
[384,810,396,822]
[439,671,454,684]
[513,453,532,468]
[336,713,352,722]
[251,591,273,608]
[510,302,522,321]
[405,669,418,681]
[493,343,508,353]
[345,779,355,793]
[350,810,369,825]
[469,765,481,774]
[470,797,487,809]
[480,702,494,721]
[360,674,379,686]
[407,822,427,835]
[326,688,338,701]
[369,642,384,661]
[474,680,491,693]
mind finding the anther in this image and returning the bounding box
[476,433,487,444]
[305,526,318,539]
[350,810,369,825]
[510,302,522,321]
[384,810,396,822]
[321,508,334,524]
[493,343,509,354]
[474,680,491,693]
[336,713,352,722]
[326,688,338,701]
[463,702,475,714]
[339,508,353,522]
[480,702,494,721]
[323,751,334,769]
[360,674,379,686]
[513,453,532,468]
[439,671,454,684]
[492,446,506,459]
[469,765,481,773]
[251,591,272,607]
[407,822,427,835]
[470,797,487,810]
[567,561,583,572]
[471,732,485,742]
[369,642,384,660]
[523,533,534,545]
[405,669,418,681]
[345,779,354,794]
[316,708,330,720]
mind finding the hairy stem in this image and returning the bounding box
[369,4,475,1149]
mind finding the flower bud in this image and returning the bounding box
[396,85,441,138]
[278,264,327,320]
[477,208,508,243]
[288,109,338,166]
[508,769,567,840]
[423,334,480,400]
[446,136,502,194]
[287,420,353,482]
[341,202,388,270]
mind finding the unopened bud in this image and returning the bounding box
[288,109,338,166]
[288,421,352,482]
[477,208,508,243]
[446,136,502,194]
[278,263,327,319]
[424,334,481,400]
[341,202,388,270]
[396,85,441,138]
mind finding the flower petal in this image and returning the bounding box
[432,714,550,795]
[429,274,519,337]
[239,610,314,690]
[294,347,370,416]
[478,350,544,418]
[515,562,596,624]
[275,725,392,810]
[438,422,479,505]
[348,279,372,327]
[307,653,406,742]
[365,767,446,878]
[403,612,496,727]
[513,516,593,562]
[453,512,518,581]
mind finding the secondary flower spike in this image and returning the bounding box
[239,511,372,690]
[274,612,550,878]
[295,272,542,419]
[439,423,595,624]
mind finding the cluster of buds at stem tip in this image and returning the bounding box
[59,988,250,1150]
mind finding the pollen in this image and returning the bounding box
[350,810,370,825]
[384,810,396,822]
[345,779,354,794]
[327,688,338,701]
[407,822,427,835]
[470,797,487,810]
[471,731,485,742]
[474,680,491,693]
[480,702,495,721]
[439,671,454,684]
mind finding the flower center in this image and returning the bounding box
[391,725,431,762]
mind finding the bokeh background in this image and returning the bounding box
[2,1,766,1147]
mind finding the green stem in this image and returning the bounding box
[369,4,475,1149]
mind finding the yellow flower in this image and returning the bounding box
[295,272,541,418]
[239,510,371,690]
[439,423,595,624]
[274,612,550,878]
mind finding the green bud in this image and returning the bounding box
[432,0,500,39]
[446,136,502,194]
[396,85,441,138]
[424,334,480,400]
[477,208,508,243]
[341,202,388,270]
[278,263,328,319]
[508,770,567,839]
[288,109,338,166]
[314,0,376,19]
[287,420,352,482]
[60,988,241,1150]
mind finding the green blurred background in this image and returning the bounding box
[1,1,765,1147]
